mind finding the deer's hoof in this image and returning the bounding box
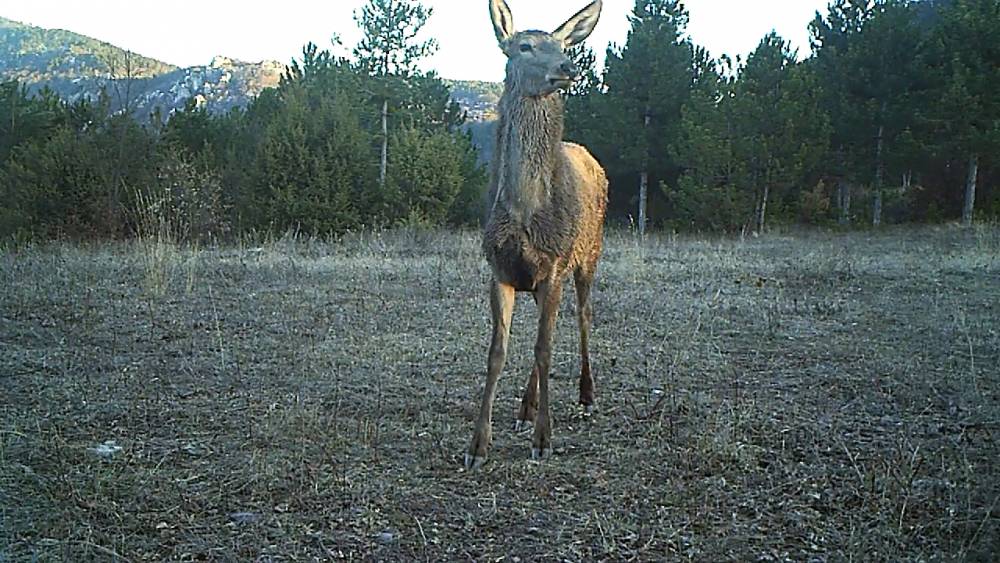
[464,453,487,471]
[582,404,594,416]
[514,419,533,432]
[530,447,552,461]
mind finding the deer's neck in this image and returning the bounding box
[493,89,565,224]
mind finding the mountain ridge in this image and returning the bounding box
[0,15,177,80]
[1,15,287,118]
[0,15,500,121]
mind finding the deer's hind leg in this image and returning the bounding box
[574,266,596,412]
[516,365,539,431]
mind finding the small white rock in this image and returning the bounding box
[376,531,395,545]
[229,512,260,525]
[88,440,122,460]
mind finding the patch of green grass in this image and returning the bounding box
[2,226,998,560]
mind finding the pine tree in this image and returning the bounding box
[565,45,608,173]
[925,0,1000,225]
[810,0,875,224]
[811,0,924,226]
[671,49,753,231]
[353,0,437,77]
[565,45,600,99]
[732,33,831,232]
[603,0,694,235]
[353,0,438,191]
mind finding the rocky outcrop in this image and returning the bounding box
[121,56,285,117]
[0,16,284,119]
[1,16,499,122]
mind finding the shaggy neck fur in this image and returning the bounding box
[492,73,565,226]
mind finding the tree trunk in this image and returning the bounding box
[873,123,884,228]
[873,191,882,227]
[638,171,648,238]
[378,6,391,189]
[108,51,136,235]
[963,153,978,227]
[838,180,851,225]
[379,98,388,189]
[757,184,769,233]
[638,108,651,238]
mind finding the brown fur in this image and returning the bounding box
[466,0,607,469]
[483,75,607,290]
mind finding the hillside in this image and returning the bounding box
[0,16,283,118]
[0,16,501,122]
[444,79,502,121]
[0,15,176,82]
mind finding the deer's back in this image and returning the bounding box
[560,142,608,275]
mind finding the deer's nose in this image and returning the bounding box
[560,61,579,77]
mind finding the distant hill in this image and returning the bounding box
[0,15,176,81]
[445,79,502,121]
[0,15,500,123]
[0,16,282,118]
[445,81,500,163]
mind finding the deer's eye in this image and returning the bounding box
[519,43,533,53]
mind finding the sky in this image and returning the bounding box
[1,0,830,82]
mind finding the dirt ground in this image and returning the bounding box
[2,226,998,561]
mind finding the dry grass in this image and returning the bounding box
[1,226,998,561]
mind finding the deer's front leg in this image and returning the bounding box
[466,280,515,470]
[531,278,563,461]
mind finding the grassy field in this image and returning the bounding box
[2,226,998,561]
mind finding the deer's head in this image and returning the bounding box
[490,0,602,98]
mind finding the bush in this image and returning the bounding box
[388,127,466,225]
[136,151,229,243]
[798,181,832,224]
[4,126,108,237]
[668,176,755,232]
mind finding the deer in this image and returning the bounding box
[465,0,608,470]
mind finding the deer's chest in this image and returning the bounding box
[483,214,572,292]
[490,234,554,292]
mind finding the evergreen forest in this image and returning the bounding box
[1,0,997,241]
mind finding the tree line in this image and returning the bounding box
[0,0,483,241]
[1,0,997,242]
[566,0,998,233]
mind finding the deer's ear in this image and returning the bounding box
[552,0,602,47]
[490,0,515,46]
